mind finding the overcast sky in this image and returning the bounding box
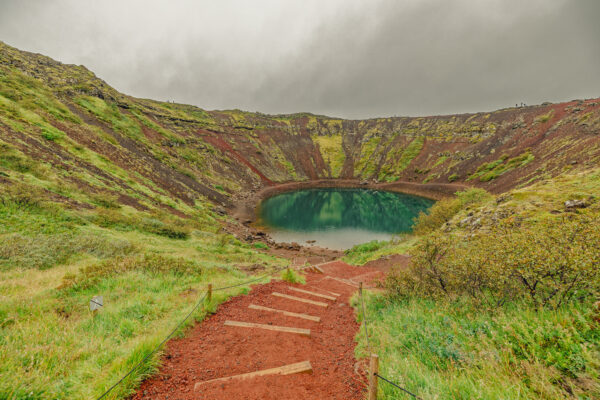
[0,0,599,118]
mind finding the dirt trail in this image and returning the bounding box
[131,260,384,400]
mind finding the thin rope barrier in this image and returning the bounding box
[358,282,422,399]
[375,373,422,399]
[95,291,208,400]
[95,265,287,400]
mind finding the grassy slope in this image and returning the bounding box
[3,41,599,198]
[0,43,291,399]
[349,170,600,399]
[354,294,597,400]
[0,195,286,400]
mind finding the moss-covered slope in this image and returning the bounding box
[1,41,599,218]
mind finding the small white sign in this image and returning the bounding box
[90,295,103,311]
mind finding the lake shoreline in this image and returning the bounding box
[231,179,466,225]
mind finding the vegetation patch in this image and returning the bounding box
[281,268,306,284]
[343,237,417,265]
[378,136,424,180]
[390,215,600,309]
[312,134,346,177]
[468,151,535,182]
[412,188,491,235]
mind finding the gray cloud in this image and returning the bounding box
[0,0,598,118]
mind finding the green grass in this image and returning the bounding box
[354,293,600,399]
[0,192,287,399]
[343,237,418,265]
[75,96,144,141]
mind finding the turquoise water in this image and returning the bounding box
[258,188,434,250]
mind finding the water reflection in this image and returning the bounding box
[258,188,433,249]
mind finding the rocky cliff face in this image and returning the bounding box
[1,40,599,216]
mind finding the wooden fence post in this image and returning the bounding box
[207,283,212,304]
[369,353,379,400]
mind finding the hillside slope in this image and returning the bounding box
[1,41,599,218]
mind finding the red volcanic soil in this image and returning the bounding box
[202,134,274,185]
[131,261,384,400]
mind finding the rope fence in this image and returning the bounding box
[96,263,421,400]
[358,282,422,400]
[95,265,288,400]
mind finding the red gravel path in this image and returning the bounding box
[131,261,383,400]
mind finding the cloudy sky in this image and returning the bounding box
[0,0,598,118]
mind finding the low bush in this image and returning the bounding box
[412,188,491,235]
[0,182,45,209]
[141,217,190,239]
[281,268,305,284]
[388,214,600,309]
[468,151,535,182]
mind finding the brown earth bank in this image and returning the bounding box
[130,261,384,400]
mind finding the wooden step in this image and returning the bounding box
[305,265,324,274]
[248,304,320,322]
[325,276,359,288]
[194,360,312,390]
[272,292,329,307]
[306,286,340,297]
[224,320,311,336]
[288,287,336,301]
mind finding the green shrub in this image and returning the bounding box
[281,268,305,284]
[412,198,461,234]
[217,233,232,248]
[388,214,600,309]
[0,182,45,209]
[412,188,490,235]
[253,242,268,250]
[447,173,459,182]
[535,110,554,123]
[0,143,40,174]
